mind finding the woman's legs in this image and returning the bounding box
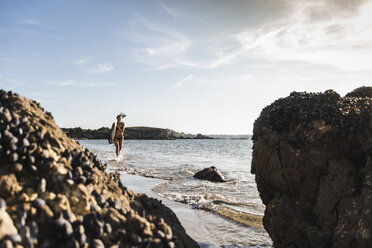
[118,138,123,153]
[114,138,120,156]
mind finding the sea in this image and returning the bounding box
[79,138,272,248]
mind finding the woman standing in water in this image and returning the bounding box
[112,113,126,156]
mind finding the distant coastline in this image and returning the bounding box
[61,126,223,140]
[61,127,251,140]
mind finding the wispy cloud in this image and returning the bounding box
[168,74,193,90]
[132,1,372,72]
[132,15,196,70]
[73,58,90,65]
[160,1,179,19]
[214,0,372,71]
[19,18,56,29]
[87,63,114,74]
[73,59,114,73]
[46,80,117,87]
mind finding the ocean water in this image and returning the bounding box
[79,139,272,247]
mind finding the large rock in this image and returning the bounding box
[0,90,199,248]
[252,87,372,248]
[194,166,226,182]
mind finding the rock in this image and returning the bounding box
[252,87,372,247]
[193,166,226,182]
[0,89,198,248]
[0,210,18,240]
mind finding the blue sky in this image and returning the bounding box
[1,0,371,134]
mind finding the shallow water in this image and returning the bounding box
[79,139,272,247]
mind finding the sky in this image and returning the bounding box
[1,0,372,134]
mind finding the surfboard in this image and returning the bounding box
[108,122,116,144]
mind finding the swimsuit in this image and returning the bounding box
[115,122,124,141]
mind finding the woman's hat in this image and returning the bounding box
[117,113,126,118]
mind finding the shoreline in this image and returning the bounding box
[119,172,271,248]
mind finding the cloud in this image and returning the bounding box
[217,0,372,71]
[73,59,114,73]
[46,80,117,87]
[19,18,56,29]
[74,58,90,65]
[160,1,179,19]
[132,1,372,72]
[87,63,114,73]
[131,15,195,70]
[168,74,193,90]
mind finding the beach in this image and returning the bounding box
[79,139,272,247]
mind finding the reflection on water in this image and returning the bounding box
[80,139,272,247]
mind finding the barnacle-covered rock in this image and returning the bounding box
[0,90,198,248]
[252,86,372,248]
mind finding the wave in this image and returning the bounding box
[153,180,264,229]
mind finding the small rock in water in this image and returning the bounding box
[193,166,226,182]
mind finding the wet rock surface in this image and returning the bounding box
[252,87,372,248]
[0,90,198,247]
[193,166,226,182]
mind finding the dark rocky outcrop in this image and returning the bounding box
[0,90,199,248]
[252,87,372,248]
[125,127,176,140]
[62,127,214,140]
[193,166,226,182]
[194,134,214,139]
[62,126,178,140]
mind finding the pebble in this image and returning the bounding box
[31,198,46,209]
[91,239,104,248]
[10,153,18,162]
[9,144,17,152]
[10,137,18,144]
[3,108,12,122]
[66,179,74,186]
[38,178,46,194]
[104,223,112,234]
[13,163,23,172]
[28,155,35,164]
[23,138,30,147]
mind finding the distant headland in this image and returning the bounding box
[61,126,217,140]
